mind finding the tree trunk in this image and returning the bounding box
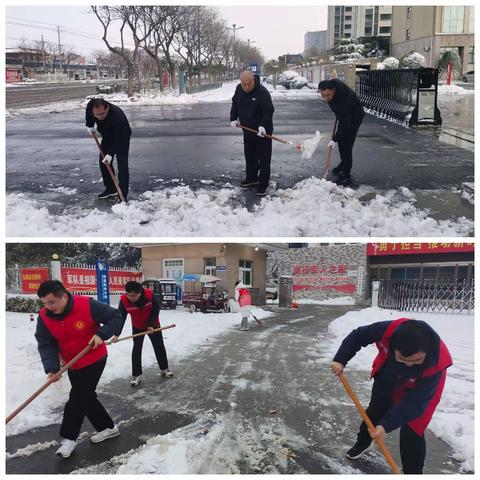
[155,58,164,92]
[127,64,134,97]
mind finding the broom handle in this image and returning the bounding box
[338,373,401,474]
[105,323,176,345]
[90,132,127,203]
[238,124,290,145]
[6,343,93,424]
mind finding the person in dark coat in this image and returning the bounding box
[230,70,275,196]
[118,281,173,386]
[35,280,124,458]
[331,318,452,474]
[318,79,364,186]
[85,98,132,200]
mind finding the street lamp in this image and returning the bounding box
[247,38,256,69]
[226,23,244,78]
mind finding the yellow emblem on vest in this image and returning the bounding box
[74,320,87,330]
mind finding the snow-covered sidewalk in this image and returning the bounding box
[323,307,474,472]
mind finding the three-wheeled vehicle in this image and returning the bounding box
[142,278,177,309]
[181,274,230,313]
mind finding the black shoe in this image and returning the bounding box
[335,173,352,187]
[346,441,372,459]
[331,165,344,177]
[98,189,117,199]
[256,185,269,196]
[240,179,259,188]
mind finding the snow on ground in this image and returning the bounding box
[296,296,355,305]
[6,178,473,236]
[320,307,474,472]
[438,84,475,95]
[5,306,273,436]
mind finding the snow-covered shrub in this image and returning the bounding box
[277,70,308,89]
[399,51,426,69]
[380,56,400,69]
[96,83,123,94]
[6,296,43,312]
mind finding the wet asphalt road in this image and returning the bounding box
[6,305,463,474]
[6,96,474,208]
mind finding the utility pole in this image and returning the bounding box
[226,23,244,79]
[41,34,46,72]
[247,38,256,67]
[57,25,63,74]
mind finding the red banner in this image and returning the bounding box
[21,268,50,293]
[61,267,142,292]
[367,243,474,256]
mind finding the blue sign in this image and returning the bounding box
[95,259,110,305]
[216,266,227,272]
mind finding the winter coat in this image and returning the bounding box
[333,318,452,435]
[85,99,132,157]
[35,294,124,373]
[119,287,160,330]
[235,282,252,315]
[230,75,274,134]
[324,79,364,143]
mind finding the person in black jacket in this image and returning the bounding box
[35,280,124,458]
[331,319,452,474]
[85,98,132,200]
[230,70,275,196]
[318,79,364,186]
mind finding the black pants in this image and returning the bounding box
[243,131,272,189]
[60,356,114,441]
[99,139,130,199]
[336,119,362,176]
[132,326,169,376]
[355,381,426,474]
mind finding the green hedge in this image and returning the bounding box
[6,296,43,313]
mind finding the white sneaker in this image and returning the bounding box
[55,439,77,458]
[161,369,174,377]
[90,425,120,443]
[130,375,141,386]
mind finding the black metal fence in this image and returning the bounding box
[356,68,442,126]
[378,279,474,314]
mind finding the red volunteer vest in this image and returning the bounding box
[238,288,252,307]
[40,295,107,370]
[370,317,453,435]
[120,288,159,329]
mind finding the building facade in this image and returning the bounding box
[304,30,328,56]
[137,243,282,305]
[328,5,393,48]
[390,6,474,71]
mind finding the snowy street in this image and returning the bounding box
[6,304,472,474]
[6,83,474,236]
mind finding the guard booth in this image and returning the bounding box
[278,275,293,308]
[410,68,442,126]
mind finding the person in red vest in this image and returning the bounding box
[235,280,253,331]
[35,280,124,459]
[118,281,173,387]
[331,318,452,474]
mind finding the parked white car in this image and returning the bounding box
[461,70,474,83]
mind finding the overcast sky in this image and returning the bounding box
[6,5,328,60]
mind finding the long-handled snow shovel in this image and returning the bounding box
[249,311,263,326]
[322,118,338,178]
[338,372,401,474]
[237,124,321,160]
[90,131,127,204]
[6,324,176,425]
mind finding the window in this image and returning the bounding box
[204,257,216,276]
[456,266,468,283]
[468,6,474,33]
[379,26,391,34]
[345,15,352,21]
[468,46,474,65]
[345,7,352,12]
[239,260,253,286]
[380,14,392,21]
[438,266,456,282]
[442,6,465,33]
[422,267,438,280]
[406,29,411,40]
[345,24,351,30]
[344,33,351,38]
[407,7,412,19]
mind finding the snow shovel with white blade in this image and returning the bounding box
[338,372,401,474]
[322,118,338,178]
[237,124,321,160]
[90,131,127,204]
[5,324,176,425]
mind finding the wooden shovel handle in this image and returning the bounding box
[105,324,176,345]
[238,124,290,145]
[338,373,401,474]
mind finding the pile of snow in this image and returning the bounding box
[323,307,474,473]
[377,57,400,70]
[438,84,474,95]
[6,306,273,436]
[6,178,473,237]
[399,51,426,69]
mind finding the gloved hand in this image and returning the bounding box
[328,140,337,149]
[231,120,239,128]
[257,126,267,137]
[102,154,113,165]
[87,126,98,135]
